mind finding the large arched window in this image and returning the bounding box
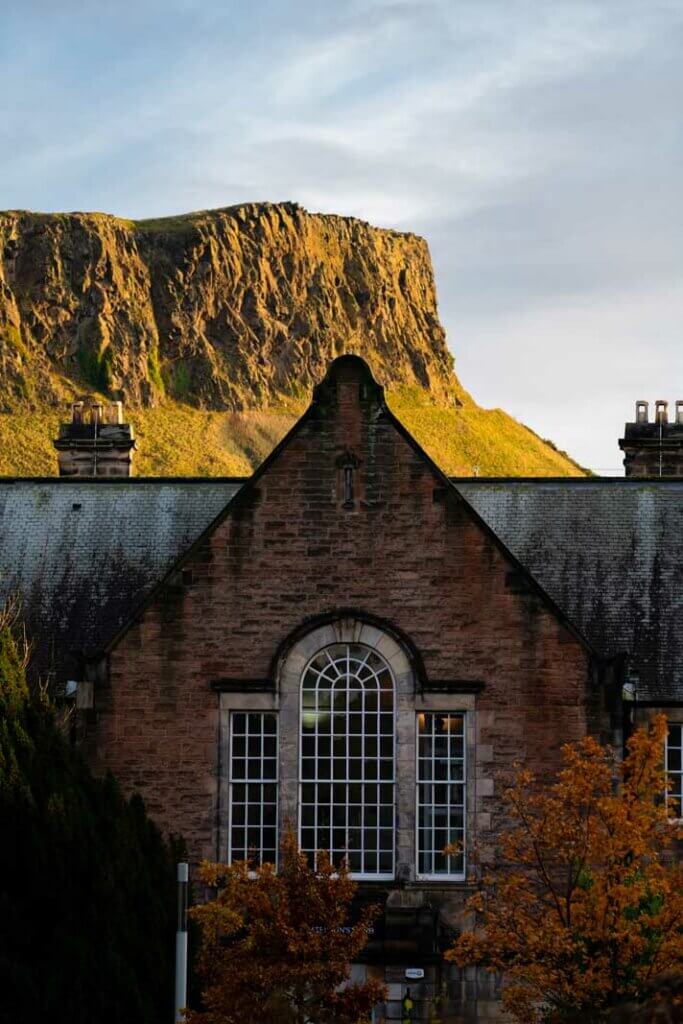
[299,642,395,879]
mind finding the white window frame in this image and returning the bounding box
[415,710,467,881]
[665,721,682,821]
[228,710,279,867]
[298,642,396,881]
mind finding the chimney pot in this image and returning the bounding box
[676,400,683,426]
[655,400,669,425]
[635,400,649,424]
[71,401,84,425]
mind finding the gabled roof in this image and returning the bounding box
[0,376,681,703]
[0,477,241,678]
[456,478,683,702]
[99,356,601,663]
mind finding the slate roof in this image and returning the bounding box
[0,475,680,702]
[0,478,240,679]
[456,478,683,702]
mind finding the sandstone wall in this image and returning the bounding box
[91,358,603,871]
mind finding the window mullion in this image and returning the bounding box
[228,711,278,868]
[300,643,395,879]
[417,711,466,880]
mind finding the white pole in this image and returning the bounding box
[174,862,189,1023]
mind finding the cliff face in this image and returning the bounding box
[0,203,458,411]
[0,201,585,478]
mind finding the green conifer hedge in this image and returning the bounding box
[0,613,177,1024]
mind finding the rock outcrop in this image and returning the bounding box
[0,202,586,478]
[0,203,459,411]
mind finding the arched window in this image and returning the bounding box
[299,642,395,879]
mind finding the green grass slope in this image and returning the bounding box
[0,388,584,478]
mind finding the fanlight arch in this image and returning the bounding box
[299,642,395,879]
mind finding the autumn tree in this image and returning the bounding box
[185,831,386,1024]
[448,716,683,1023]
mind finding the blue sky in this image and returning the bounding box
[2,0,682,471]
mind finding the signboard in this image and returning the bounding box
[405,967,424,980]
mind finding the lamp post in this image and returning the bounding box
[174,862,189,1023]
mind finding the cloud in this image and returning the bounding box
[0,0,681,470]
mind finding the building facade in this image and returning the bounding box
[2,356,682,1022]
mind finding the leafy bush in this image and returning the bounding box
[186,832,385,1024]
[77,341,113,393]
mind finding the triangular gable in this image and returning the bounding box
[104,355,603,664]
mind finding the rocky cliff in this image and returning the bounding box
[0,202,584,477]
[0,203,458,411]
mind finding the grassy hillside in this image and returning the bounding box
[388,388,584,476]
[0,387,584,478]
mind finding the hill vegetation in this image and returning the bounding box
[0,389,583,477]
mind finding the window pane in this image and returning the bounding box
[379,851,392,873]
[301,805,314,827]
[333,736,347,758]
[417,712,466,877]
[349,692,362,712]
[667,722,683,816]
[302,736,315,757]
[229,712,278,866]
[299,643,395,877]
[349,805,362,827]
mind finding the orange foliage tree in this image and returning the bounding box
[448,715,683,1023]
[184,831,386,1024]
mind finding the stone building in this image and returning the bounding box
[1,356,682,1022]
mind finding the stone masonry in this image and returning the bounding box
[88,356,613,1021]
[54,399,136,476]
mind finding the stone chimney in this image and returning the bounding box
[53,399,136,476]
[618,399,683,477]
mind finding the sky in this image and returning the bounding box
[1,0,682,472]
